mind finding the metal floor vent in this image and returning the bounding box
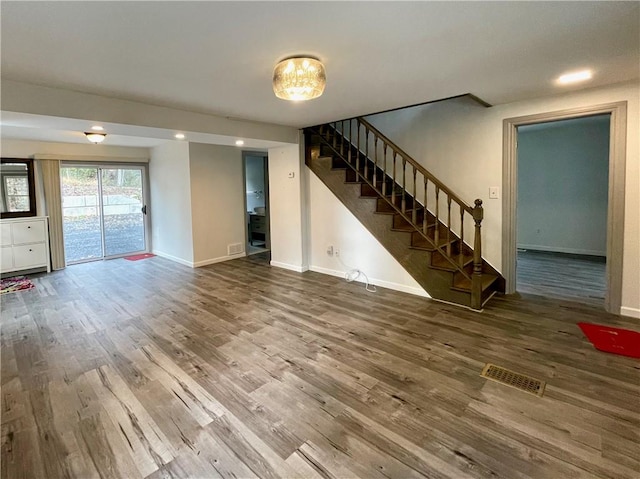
[481,363,546,397]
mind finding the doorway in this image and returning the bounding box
[61,164,149,264]
[516,114,610,305]
[503,102,627,313]
[243,153,270,256]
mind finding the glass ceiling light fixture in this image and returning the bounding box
[273,57,326,101]
[84,132,106,144]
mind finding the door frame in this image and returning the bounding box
[502,101,627,314]
[61,162,151,263]
[242,151,270,252]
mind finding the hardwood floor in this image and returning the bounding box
[517,250,606,307]
[1,254,638,479]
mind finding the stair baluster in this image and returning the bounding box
[356,122,361,172]
[332,122,337,149]
[391,151,397,207]
[412,168,417,225]
[374,136,379,188]
[364,127,369,180]
[347,120,352,165]
[446,196,452,257]
[459,205,465,269]
[382,144,388,196]
[423,178,429,235]
[401,157,407,214]
[434,186,440,247]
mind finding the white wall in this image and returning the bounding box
[149,141,193,265]
[364,81,639,317]
[189,143,246,266]
[268,144,306,272]
[307,173,428,296]
[0,138,150,162]
[2,80,299,145]
[517,116,610,256]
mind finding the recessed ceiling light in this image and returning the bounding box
[175,133,185,139]
[235,140,244,146]
[91,125,104,131]
[557,70,592,85]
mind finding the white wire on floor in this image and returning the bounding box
[337,255,377,293]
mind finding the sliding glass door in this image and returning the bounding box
[61,165,148,264]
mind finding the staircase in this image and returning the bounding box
[304,118,504,310]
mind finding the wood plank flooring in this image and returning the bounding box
[517,250,606,306]
[1,253,639,479]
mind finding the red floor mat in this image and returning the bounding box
[577,323,640,359]
[124,253,156,261]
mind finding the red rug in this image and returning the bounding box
[577,323,640,359]
[124,253,156,261]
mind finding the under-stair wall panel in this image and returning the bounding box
[307,170,429,296]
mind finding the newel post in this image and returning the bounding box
[471,199,484,310]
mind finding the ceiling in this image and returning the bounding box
[1,1,638,145]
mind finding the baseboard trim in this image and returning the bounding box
[152,250,193,267]
[620,306,640,319]
[309,265,430,298]
[517,243,605,257]
[270,261,308,273]
[193,253,246,268]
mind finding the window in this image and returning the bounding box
[4,175,30,211]
[1,158,37,218]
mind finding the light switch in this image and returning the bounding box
[288,171,295,178]
[489,186,500,199]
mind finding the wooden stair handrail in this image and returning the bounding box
[358,117,474,215]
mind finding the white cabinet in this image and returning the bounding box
[0,217,51,275]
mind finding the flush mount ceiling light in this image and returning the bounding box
[273,57,326,101]
[557,69,593,85]
[175,133,185,139]
[235,140,244,146]
[84,132,106,144]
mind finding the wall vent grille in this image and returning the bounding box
[228,243,244,255]
[480,363,545,397]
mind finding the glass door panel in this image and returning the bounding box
[101,168,145,257]
[61,165,147,264]
[61,167,103,263]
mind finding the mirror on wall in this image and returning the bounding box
[1,158,37,218]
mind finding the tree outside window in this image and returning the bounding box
[4,176,30,212]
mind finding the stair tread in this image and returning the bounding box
[451,274,499,293]
[412,234,455,249]
[431,252,473,270]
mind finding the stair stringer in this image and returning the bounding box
[308,155,475,308]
